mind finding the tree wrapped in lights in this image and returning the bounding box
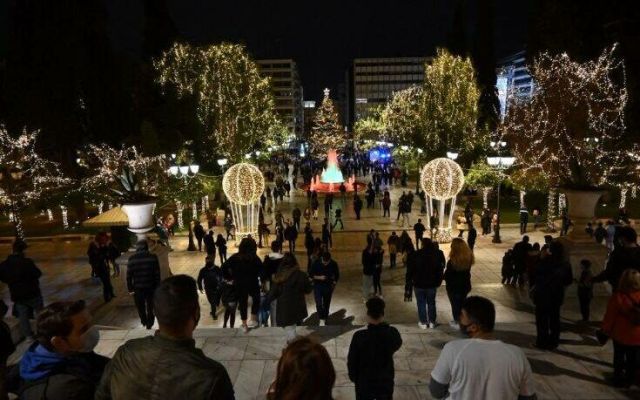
[420,49,484,156]
[309,89,346,158]
[502,46,628,189]
[465,161,502,208]
[155,43,280,161]
[0,127,69,239]
[78,144,167,202]
[353,106,387,143]
[382,86,423,147]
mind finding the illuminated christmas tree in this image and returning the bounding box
[0,127,69,238]
[309,88,346,158]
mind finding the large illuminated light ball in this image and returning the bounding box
[222,163,265,205]
[420,158,465,200]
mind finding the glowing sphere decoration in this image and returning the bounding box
[222,163,265,205]
[420,158,465,201]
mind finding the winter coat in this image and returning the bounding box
[444,261,471,294]
[126,250,161,292]
[309,259,340,288]
[347,323,402,399]
[197,264,223,294]
[222,253,262,291]
[361,249,377,276]
[601,290,640,345]
[405,247,444,289]
[204,234,216,254]
[268,266,312,327]
[533,258,573,306]
[18,343,108,400]
[0,254,42,302]
[593,245,640,290]
[262,253,284,286]
[95,332,235,400]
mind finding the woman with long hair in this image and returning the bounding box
[268,337,336,400]
[268,253,312,342]
[601,269,640,387]
[444,238,474,329]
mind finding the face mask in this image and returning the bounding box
[78,326,100,353]
[459,322,472,337]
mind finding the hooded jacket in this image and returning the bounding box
[405,247,444,289]
[18,343,108,400]
[602,290,640,345]
[268,266,312,327]
[0,254,42,302]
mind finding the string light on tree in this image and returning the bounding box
[60,205,69,230]
[176,200,184,229]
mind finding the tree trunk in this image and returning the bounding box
[482,187,490,209]
[60,205,69,230]
[176,200,184,229]
[547,188,556,232]
[46,209,54,222]
[192,202,198,221]
[620,188,628,209]
[519,190,526,208]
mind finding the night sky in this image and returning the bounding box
[109,1,530,101]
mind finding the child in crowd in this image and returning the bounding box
[259,287,270,327]
[221,279,238,328]
[576,259,594,322]
[501,249,514,285]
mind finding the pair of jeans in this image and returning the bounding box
[237,287,260,321]
[612,340,638,383]
[362,275,374,299]
[577,287,592,321]
[414,287,437,324]
[205,289,221,316]
[314,285,333,321]
[447,290,468,322]
[389,253,397,268]
[535,303,561,348]
[134,288,155,328]
[14,296,43,337]
[415,235,423,249]
[98,273,115,302]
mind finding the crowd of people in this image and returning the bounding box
[2,156,640,397]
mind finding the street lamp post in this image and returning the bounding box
[487,142,515,243]
[168,161,200,251]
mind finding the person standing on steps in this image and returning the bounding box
[361,242,377,300]
[197,256,223,320]
[405,239,444,329]
[215,234,228,265]
[333,207,344,230]
[414,219,426,250]
[126,240,161,329]
[429,296,536,400]
[203,230,216,257]
[292,207,302,231]
[348,297,402,400]
[268,253,313,342]
[310,252,340,326]
[222,237,262,333]
[444,238,474,330]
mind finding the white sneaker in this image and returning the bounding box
[428,322,436,329]
[319,319,326,327]
[418,322,428,330]
[449,321,459,329]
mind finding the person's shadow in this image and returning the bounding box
[303,309,356,341]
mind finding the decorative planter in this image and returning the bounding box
[562,189,606,242]
[122,201,156,243]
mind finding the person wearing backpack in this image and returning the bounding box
[600,269,640,388]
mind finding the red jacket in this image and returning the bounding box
[601,290,640,345]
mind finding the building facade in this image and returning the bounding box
[256,59,304,140]
[496,51,534,118]
[350,57,429,125]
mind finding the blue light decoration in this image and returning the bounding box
[369,147,392,163]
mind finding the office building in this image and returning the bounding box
[256,59,304,139]
[303,100,316,137]
[350,57,429,125]
[496,51,534,118]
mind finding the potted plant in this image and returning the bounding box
[112,167,157,242]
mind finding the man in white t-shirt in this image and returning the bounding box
[429,296,537,400]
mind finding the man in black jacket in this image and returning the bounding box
[348,297,402,400]
[96,275,235,400]
[127,241,161,329]
[203,230,216,257]
[405,240,444,329]
[592,226,640,291]
[511,235,532,286]
[309,252,340,326]
[0,240,43,338]
[17,300,108,400]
